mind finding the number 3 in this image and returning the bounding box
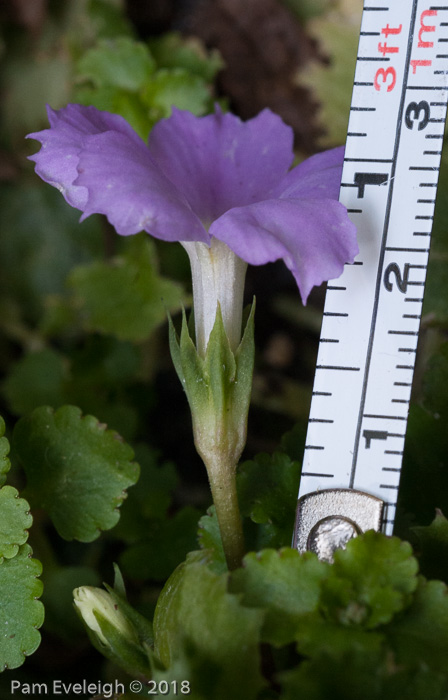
[405,100,430,130]
[374,66,396,92]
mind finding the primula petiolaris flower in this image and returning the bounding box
[27,104,357,569]
[27,104,357,355]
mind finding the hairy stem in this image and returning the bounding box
[205,455,245,571]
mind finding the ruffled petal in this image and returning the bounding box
[273,146,345,200]
[147,107,295,224]
[27,104,143,210]
[27,104,208,242]
[75,131,208,241]
[210,197,358,304]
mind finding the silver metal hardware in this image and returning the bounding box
[294,489,384,562]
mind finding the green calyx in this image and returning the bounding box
[73,581,154,678]
[168,299,255,469]
[168,299,255,570]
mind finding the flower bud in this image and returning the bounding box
[73,586,139,648]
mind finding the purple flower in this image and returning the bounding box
[27,104,357,355]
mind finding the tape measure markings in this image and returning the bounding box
[295,0,448,542]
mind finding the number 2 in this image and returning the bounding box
[384,263,411,293]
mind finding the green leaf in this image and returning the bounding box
[116,444,178,543]
[281,0,333,21]
[73,35,218,140]
[63,335,141,442]
[279,647,387,700]
[320,532,419,629]
[0,486,32,561]
[148,32,224,82]
[422,341,448,418]
[2,349,68,416]
[119,507,201,582]
[397,405,448,531]
[237,450,301,549]
[74,85,153,140]
[197,507,227,574]
[412,509,448,583]
[42,566,100,641]
[0,544,44,670]
[81,0,133,41]
[0,417,11,488]
[13,405,139,542]
[2,48,71,145]
[280,422,306,462]
[229,548,328,646]
[0,183,102,323]
[387,577,448,674]
[152,557,265,700]
[69,237,187,342]
[294,614,385,661]
[143,69,213,123]
[77,37,155,91]
[297,0,363,147]
[422,150,448,325]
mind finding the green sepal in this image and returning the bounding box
[168,308,207,410]
[102,584,154,648]
[168,300,255,464]
[167,311,184,385]
[84,608,152,679]
[112,562,127,599]
[203,304,237,420]
[232,298,256,423]
[179,309,208,411]
[74,582,154,678]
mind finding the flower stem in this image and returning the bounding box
[205,455,245,571]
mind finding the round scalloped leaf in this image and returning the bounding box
[229,548,329,646]
[0,417,11,488]
[321,531,419,629]
[13,405,140,542]
[153,556,265,700]
[0,544,44,670]
[0,486,32,561]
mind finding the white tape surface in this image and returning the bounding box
[297,1,448,534]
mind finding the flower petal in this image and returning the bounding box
[75,131,208,241]
[27,104,143,210]
[147,107,295,224]
[273,146,345,200]
[27,104,208,242]
[210,198,358,304]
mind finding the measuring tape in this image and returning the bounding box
[293,0,448,561]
